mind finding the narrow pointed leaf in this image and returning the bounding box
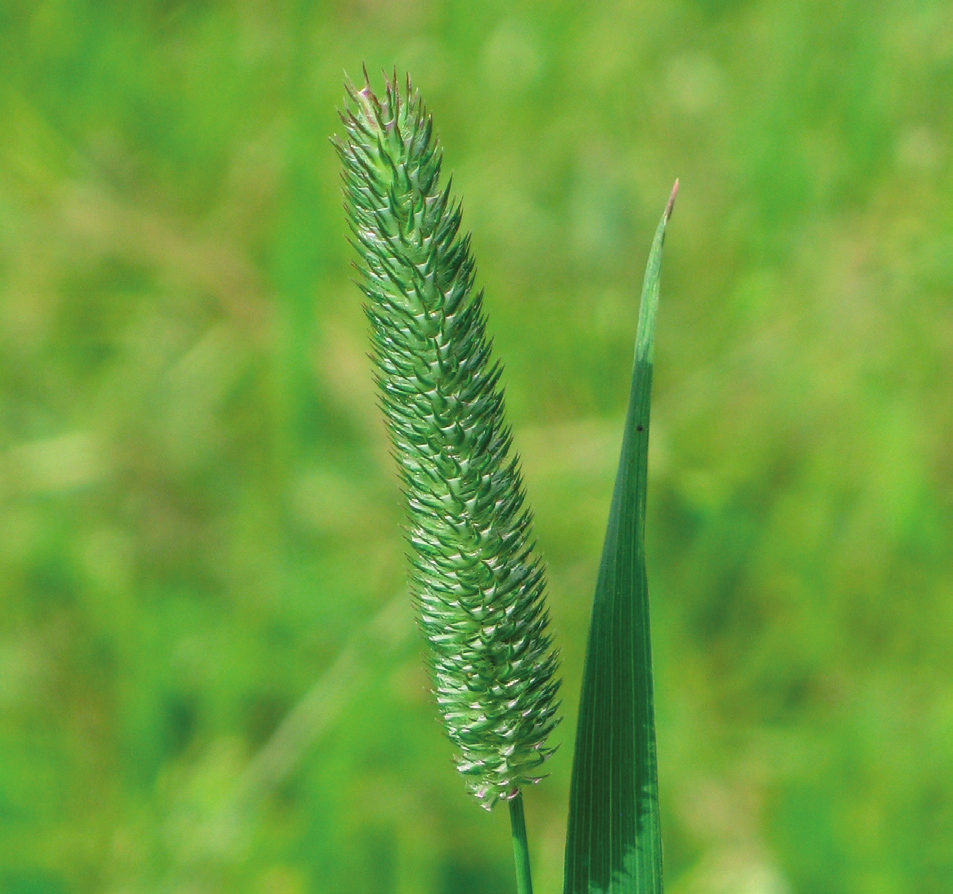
[564,182,678,894]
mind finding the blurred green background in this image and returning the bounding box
[1,0,951,892]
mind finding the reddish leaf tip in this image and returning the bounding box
[665,179,679,222]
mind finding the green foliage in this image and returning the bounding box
[336,72,560,810]
[564,184,676,894]
[2,2,952,893]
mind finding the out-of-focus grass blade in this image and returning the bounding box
[564,182,678,894]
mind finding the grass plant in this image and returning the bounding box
[337,69,676,893]
[5,5,950,891]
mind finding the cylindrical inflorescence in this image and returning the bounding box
[335,70,561,809]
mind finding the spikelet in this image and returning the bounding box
[335,69,561,809]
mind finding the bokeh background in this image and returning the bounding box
[2,1,951,892]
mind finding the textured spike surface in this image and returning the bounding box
[335,71,561,809]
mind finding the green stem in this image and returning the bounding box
[509,791,534,894]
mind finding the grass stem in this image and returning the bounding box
[509,791,534,894]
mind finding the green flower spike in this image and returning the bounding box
[335,70,561,812]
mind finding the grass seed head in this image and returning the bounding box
[336,69,561,809]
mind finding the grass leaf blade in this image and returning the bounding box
[564,182,678,894]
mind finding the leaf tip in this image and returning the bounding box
[665,178,679,223]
